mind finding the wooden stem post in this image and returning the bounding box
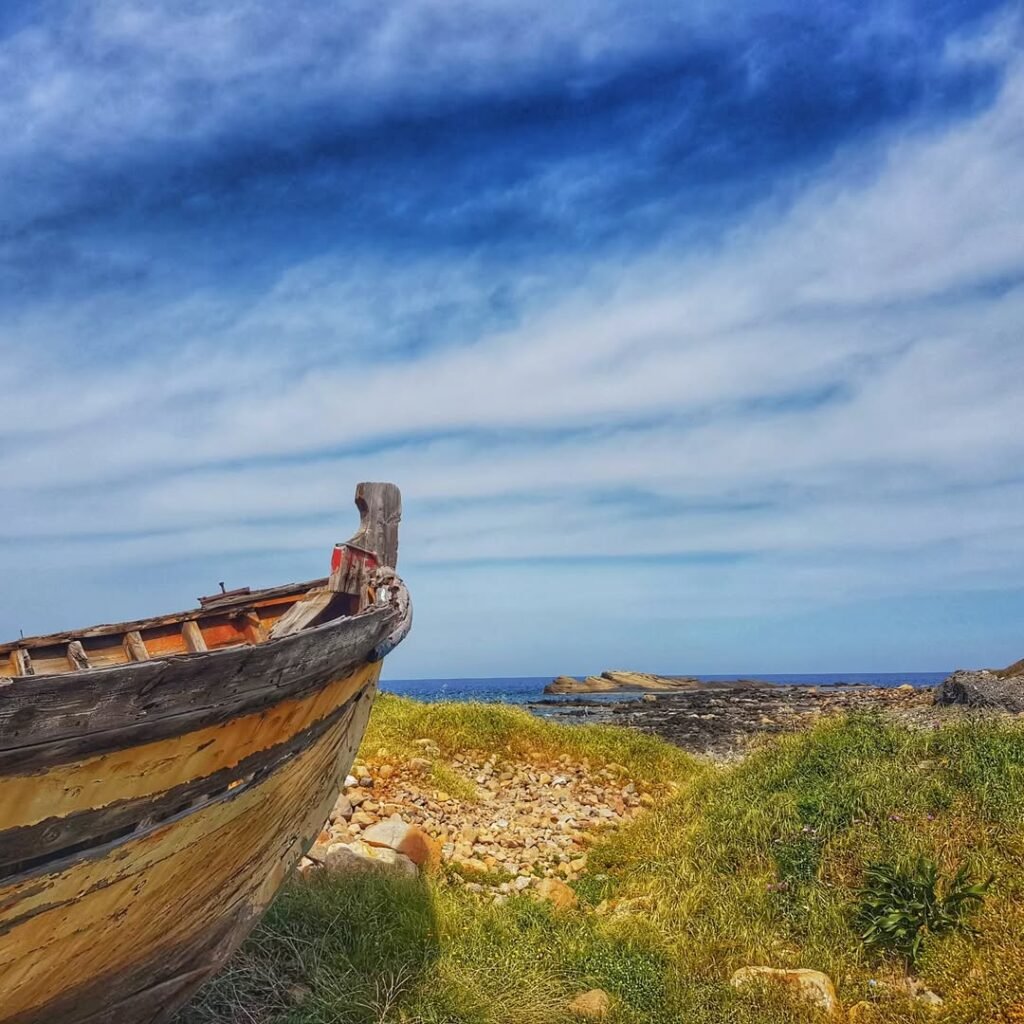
[348,482,401,568]
[271,483,402,638]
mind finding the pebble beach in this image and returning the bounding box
[300,740,663,899]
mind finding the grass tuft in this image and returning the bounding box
[428,761,479,802]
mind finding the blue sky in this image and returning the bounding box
[1,1,1022,677]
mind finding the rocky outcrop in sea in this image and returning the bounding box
[545,669,701,694]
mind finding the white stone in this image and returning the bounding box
[323,840,418,878]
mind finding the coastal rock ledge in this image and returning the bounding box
[545,670,699,694]
[936,657,1024,712]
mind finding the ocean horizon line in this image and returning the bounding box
[383,670,952,683]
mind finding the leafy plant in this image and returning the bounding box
[857,857,993,963]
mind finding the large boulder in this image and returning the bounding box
[567,989,611,1018]
[936,659,1024,711]
[323,840,418,878]
[361,816,441,870]
[730,967,841,1017]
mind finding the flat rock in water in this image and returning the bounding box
[600,670,701,691]
[545,669,700,694]
[936,660,1024,712]
[546,675,577,692]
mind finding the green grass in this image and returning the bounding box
[361,692,697,786]
[177,705,1024,1024]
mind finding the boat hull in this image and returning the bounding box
[0,636,384,1023]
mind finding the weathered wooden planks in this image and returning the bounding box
[123,631,150,662]
[0,484,400,674]
[0,664,375,873]
[241,611,267,645]
[66,641,91,671]
[7,651,33,678]
[180,620,208,653]
[369,569,414,662]
[267,588,337,640]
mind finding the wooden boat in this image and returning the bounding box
[0,482,412,1024]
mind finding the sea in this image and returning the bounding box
[380,672,948,706]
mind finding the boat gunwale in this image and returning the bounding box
[0,572,409,775]
[0,599,391,689]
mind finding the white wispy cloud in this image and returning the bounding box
[1,10,1021,673]
[0,1,726,166]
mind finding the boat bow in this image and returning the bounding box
[0,482,412,1024]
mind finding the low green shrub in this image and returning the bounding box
[857,857,993,964]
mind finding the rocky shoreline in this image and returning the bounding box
[532,657,1024,760]
[300,686,945,887]
[531,683,948,760]
[278,667,1024,1022]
